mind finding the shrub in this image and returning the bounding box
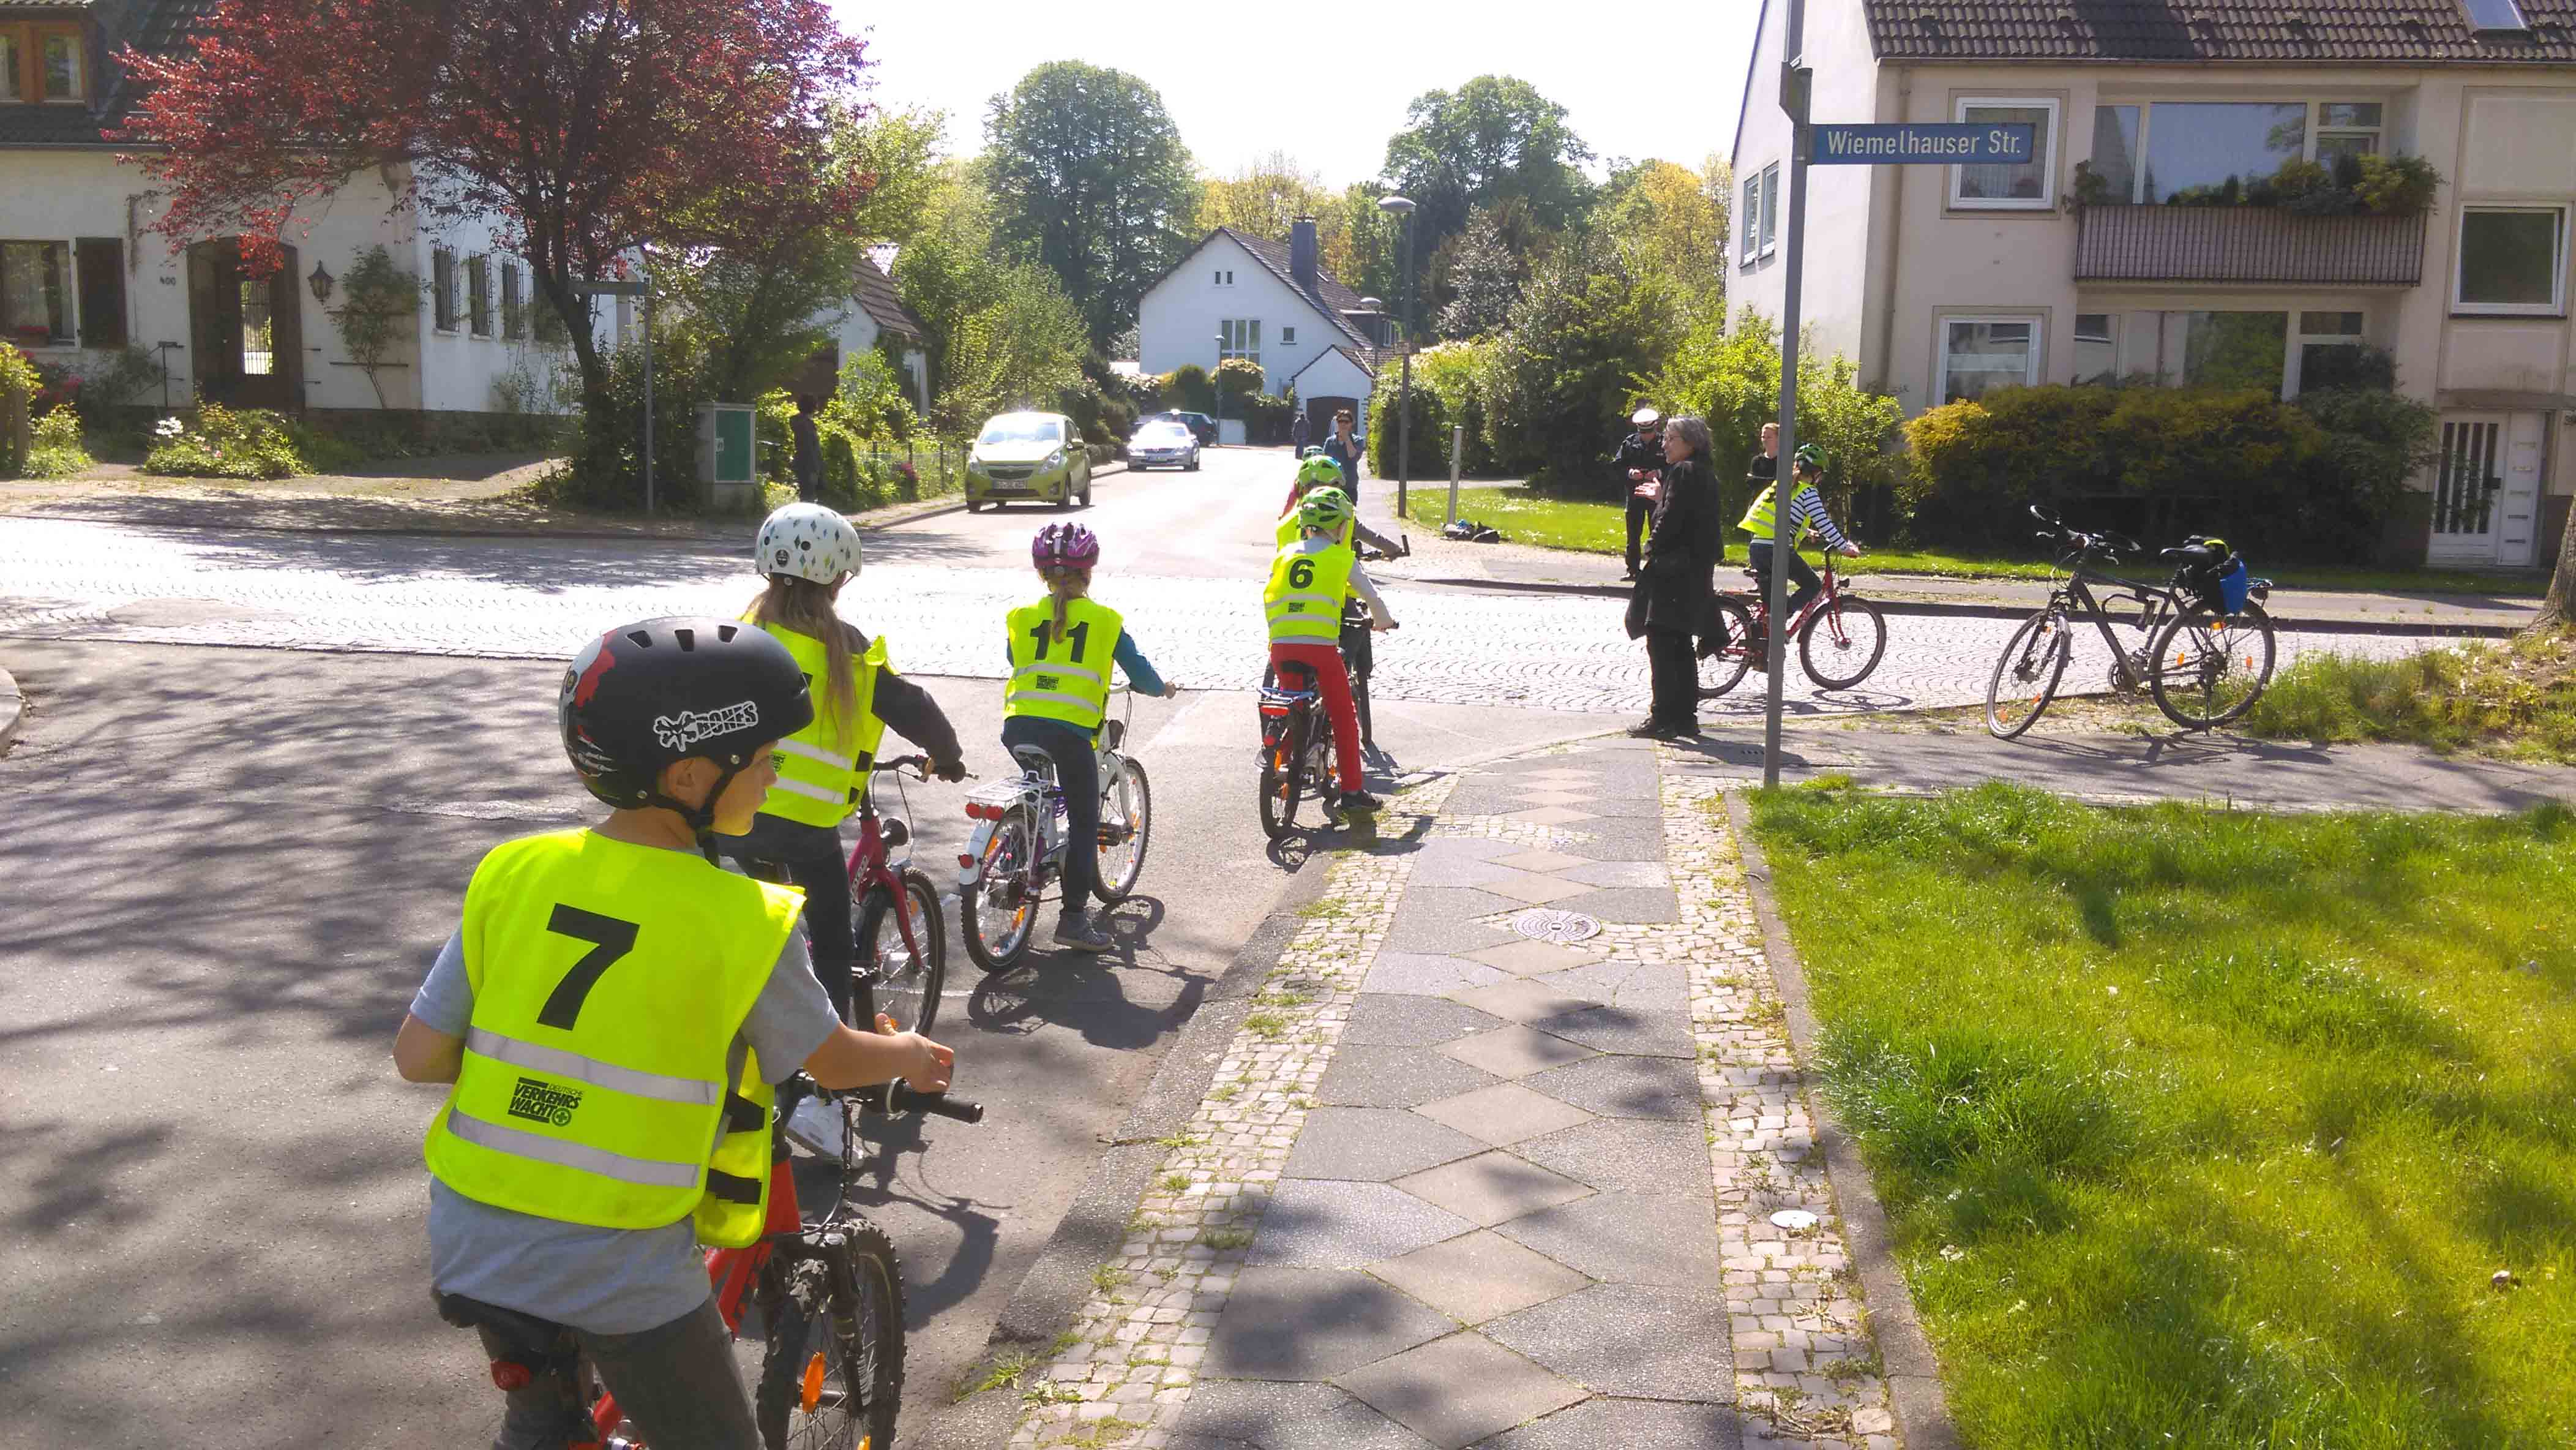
[1163,364,1215,415]
[836,348,921,440]
[1473,230,1685,494]
[22,402,92,478]
[1657,308,1903,528]
[0,340,34,477]
[1216,358,1265,403]
[143,405,305,479]
[1237,391,1294,447]
[555,337,710,511]
[2354,152,2441,217]
[1367,380,1453,479]
[2291,386,2438,559]
[283,419,368,473]
[818,424,862,509]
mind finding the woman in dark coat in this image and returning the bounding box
[1626,415,1722,738]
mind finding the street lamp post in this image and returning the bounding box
[1377,195,1418,519]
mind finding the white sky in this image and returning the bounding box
[831,1,1765,188]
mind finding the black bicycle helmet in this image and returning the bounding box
[560,617,814,846]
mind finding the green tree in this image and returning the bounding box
[1198,151,1355,279]
[1599,157,1729,324]
[1654,307,1903,522]
[1473,230,1682,493]
[1433,201,1543,339]
[983,62,1197,350]
[891,166,1089,431]
[330,245,424,409]
[1380,76,1595,269]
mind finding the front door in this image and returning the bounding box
[187,239,302,410]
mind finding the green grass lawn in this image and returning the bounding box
[1408,487,2545,596]
[2242,629,2576,762]
[1748,781,2576,1449]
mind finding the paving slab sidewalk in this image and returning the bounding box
[1006,739,1896,1450]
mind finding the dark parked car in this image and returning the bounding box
[1148,410,1218,446]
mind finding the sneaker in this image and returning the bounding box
[782,1095,847,1158]
[1053,913,1115,953]
[1338,790,1383,814]
[1625,718,1665,738]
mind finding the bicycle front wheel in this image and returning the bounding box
[2149,601,2277,729]
[756,1220,905,1450]
[856,870,946,1037]
[960,808,1039,974]
[1697,598,1756,699]
[1986,609,2071,740]
[1800,593,1889,690]
[1097,759,1152,901]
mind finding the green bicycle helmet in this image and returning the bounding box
[1296,487,1354,534]
[1300,445,1328,460]
[1295,453,1346,488]
[1792,443,1825,473]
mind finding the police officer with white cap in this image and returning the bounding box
[1612,405,1666,580]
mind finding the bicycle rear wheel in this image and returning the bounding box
[1096,758,1153,901]
[960,808,1039,974]
[1697,598,1756,699]
[756,1220,905,1450]
[1800,593,1889,690]
[856,870,945,1037]
[2149,601,2277,729]
[1985,609,2071,740]
[1259,718,1304,841]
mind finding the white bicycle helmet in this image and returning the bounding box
[755,503,861,585]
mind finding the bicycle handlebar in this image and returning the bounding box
[888,1081,984,1123]
[875,754,931,778]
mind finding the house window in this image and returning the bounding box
[1953,98,2057,208]
[2315,104,2383,167]
[2294,311,2372,393]
[1220,318,1260,366]
[0,241,72,347]
[1759,162,1780,255]
[501,263,525,340]
[1215,268,1235,287]
[432,247,459,332]
[2091,102,2386,204]
[75,238,125,348]
[2180,311,2288,391]
[1281,325,1296,345]
[2073,313,2119,383]
[1740,169,1762,267]
[38,28,78,100]
[2460,0,2530,33]
[1938,317,2040,403]
[2457,206,2568,315]
[466,255,491,337]
[239,277,275,375]
[1,24,83,102]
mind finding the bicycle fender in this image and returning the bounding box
[957,817,1000,891]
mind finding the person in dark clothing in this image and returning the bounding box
[791,395,823,503]
[1289,409,1311,453]
[1321,410,1364,504]
[1626,415,1723,739]
[1614,405,1666,580]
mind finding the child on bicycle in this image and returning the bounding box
[393,615,956,1450]
[1740,443,1861,661]
[1265,487,1396,817]
[1003,523,1178,953]
[1278,453,1403,556]
[730,503,967,1155]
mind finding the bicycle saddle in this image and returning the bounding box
[434,1291,572,1351]
[1008,744,1059,781]
[2160,543,2225,565]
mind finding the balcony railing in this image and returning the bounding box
[2073,206,2425,286]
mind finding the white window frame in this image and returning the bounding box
[1219,317,1260,366]
[1952,97,2059,210]
[2290,310,2369,395]
[2455,204,2570,316]
[2095,100,2386,204]
[1280,325,1296,345]
[1936,314,2045,404]
[1740,168,1762,268]
[37,27,82,103]
[2072,312,2121,383]
[1214,268,1234,287]
[2313,102,2383,165]
[0,239,75,348]
[1759,162,1780,257]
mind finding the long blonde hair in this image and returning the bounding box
[746,574,856,751]
[1041,565,1090,643]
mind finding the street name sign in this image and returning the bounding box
[1810,122,2034,165]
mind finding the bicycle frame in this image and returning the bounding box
[956,688,1131,900]
[2050,550,2185,666]
[847,760,929,979]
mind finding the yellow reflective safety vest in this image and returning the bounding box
[1739,485,1805,549]
[1005,596,1123,731]
[750,620,889,828]
[1264,541,1354,644]
[423,830,803,1248]
[1275,509,1354,549]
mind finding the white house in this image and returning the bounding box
[1731,0,2576,568]
[1137,220,1389,439]
[2,0,602,424]
[796,252,930,411]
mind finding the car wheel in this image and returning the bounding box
[964,498,983,513]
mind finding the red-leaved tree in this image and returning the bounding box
[116,0,872,428]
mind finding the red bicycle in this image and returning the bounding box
[1698,546,1889,697]
[437,1065,983,1449]
[845,756,947,1037]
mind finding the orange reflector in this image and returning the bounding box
[802,1352,826,1413]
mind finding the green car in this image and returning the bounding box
[964,411,1092,511]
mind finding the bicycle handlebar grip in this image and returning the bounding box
[888,1081,986,1122]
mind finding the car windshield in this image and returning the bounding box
[1138,424,1189,442]
[978,416,1061,446]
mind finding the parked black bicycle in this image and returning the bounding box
[1986,505,2277,738]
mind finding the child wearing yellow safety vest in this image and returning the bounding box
[1003,522,1177,953]
[394,615,955,1450]
[727,504,966,1157]
[1264,487,1396,815]
[1277,452,1402,555]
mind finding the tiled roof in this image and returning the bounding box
[850,253,924,342]
[1,0,219,147]
[1211,227,1373,351]
[1863,1,2576,62]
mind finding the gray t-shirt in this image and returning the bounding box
[411,870,841,1334]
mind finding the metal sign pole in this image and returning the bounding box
[1766,0,1812,789]
[642,276,656,516]
[1447,424,1464,527]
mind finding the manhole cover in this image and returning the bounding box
[1512,908,1600,944]
[1769,1209,1820,1233]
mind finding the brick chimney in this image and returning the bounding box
[1289,216,1319,297]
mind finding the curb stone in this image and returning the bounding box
[1721,791,1962,1450]
[0,663,21,752]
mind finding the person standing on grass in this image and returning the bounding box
[1625,416,1723,740]
[791,395,823,503]
[1615,405,1666,581]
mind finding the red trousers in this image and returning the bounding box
[1269,642,1361,792]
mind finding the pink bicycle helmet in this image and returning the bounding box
[1032,522,1101,571]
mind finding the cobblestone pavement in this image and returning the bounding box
[1004,737,1901,1450]
[0,517,2428,719]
